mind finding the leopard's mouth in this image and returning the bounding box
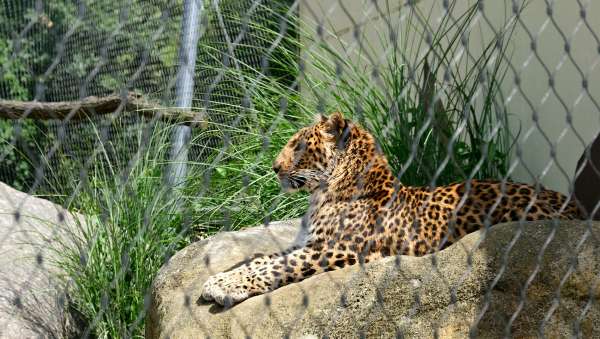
[278,174,306,191]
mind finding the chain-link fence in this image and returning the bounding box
[0,0,599,338]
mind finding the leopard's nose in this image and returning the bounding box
[272,163,281,174]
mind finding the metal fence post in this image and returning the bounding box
[167,0,203,189]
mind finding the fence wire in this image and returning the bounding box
[0,0,599,338]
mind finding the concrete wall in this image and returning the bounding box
[299,0,600,194]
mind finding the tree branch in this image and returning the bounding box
[0,92,204,123]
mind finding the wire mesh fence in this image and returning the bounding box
[0,0,599,338]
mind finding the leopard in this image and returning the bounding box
[201,111,583,306]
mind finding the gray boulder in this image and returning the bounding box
[147,219,600,338]
[0,182,82,338]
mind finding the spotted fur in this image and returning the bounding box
[202,112,582,306]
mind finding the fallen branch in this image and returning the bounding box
[0,92,204,123]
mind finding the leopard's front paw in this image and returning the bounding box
[201,271,251,306]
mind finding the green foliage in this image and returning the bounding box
[186,112,310,234]
[204,1,516,190]
[0,0,183,193]
[0,11,45,191]
[0,39,30,99]
[189,0,518,233]
[51,123,190,339]
[48,111,307,337]
[0,120,46,192]
[0,0,182,100]
[50,0,182,96]
[319,5,514,185]
[0,1,76,99]
[48,113,306,337]
[186,0,307,233]
[0,3,70,191]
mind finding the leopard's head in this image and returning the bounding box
[272,112,351,192]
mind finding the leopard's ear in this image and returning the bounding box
[320,112,351,149]
[314,113,327,124]
[323,111,345,137]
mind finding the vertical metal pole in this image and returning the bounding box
[167,0,203,188]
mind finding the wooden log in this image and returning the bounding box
[0,92,204,123]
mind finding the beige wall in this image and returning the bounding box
[299,0,600,194]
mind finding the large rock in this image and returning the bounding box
[0,182,82,338]
[147,219,600,338]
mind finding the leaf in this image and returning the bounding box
[215,167,228,177]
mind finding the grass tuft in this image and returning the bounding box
[51,122,190,338]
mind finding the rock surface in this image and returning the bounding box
[0,182,82,338]
[147,219,600,338]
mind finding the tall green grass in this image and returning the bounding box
[199,0,518,187]
[46,114,309,337]
[50,121,191,338]
[184,114,310,234]
[48,115,309,337]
